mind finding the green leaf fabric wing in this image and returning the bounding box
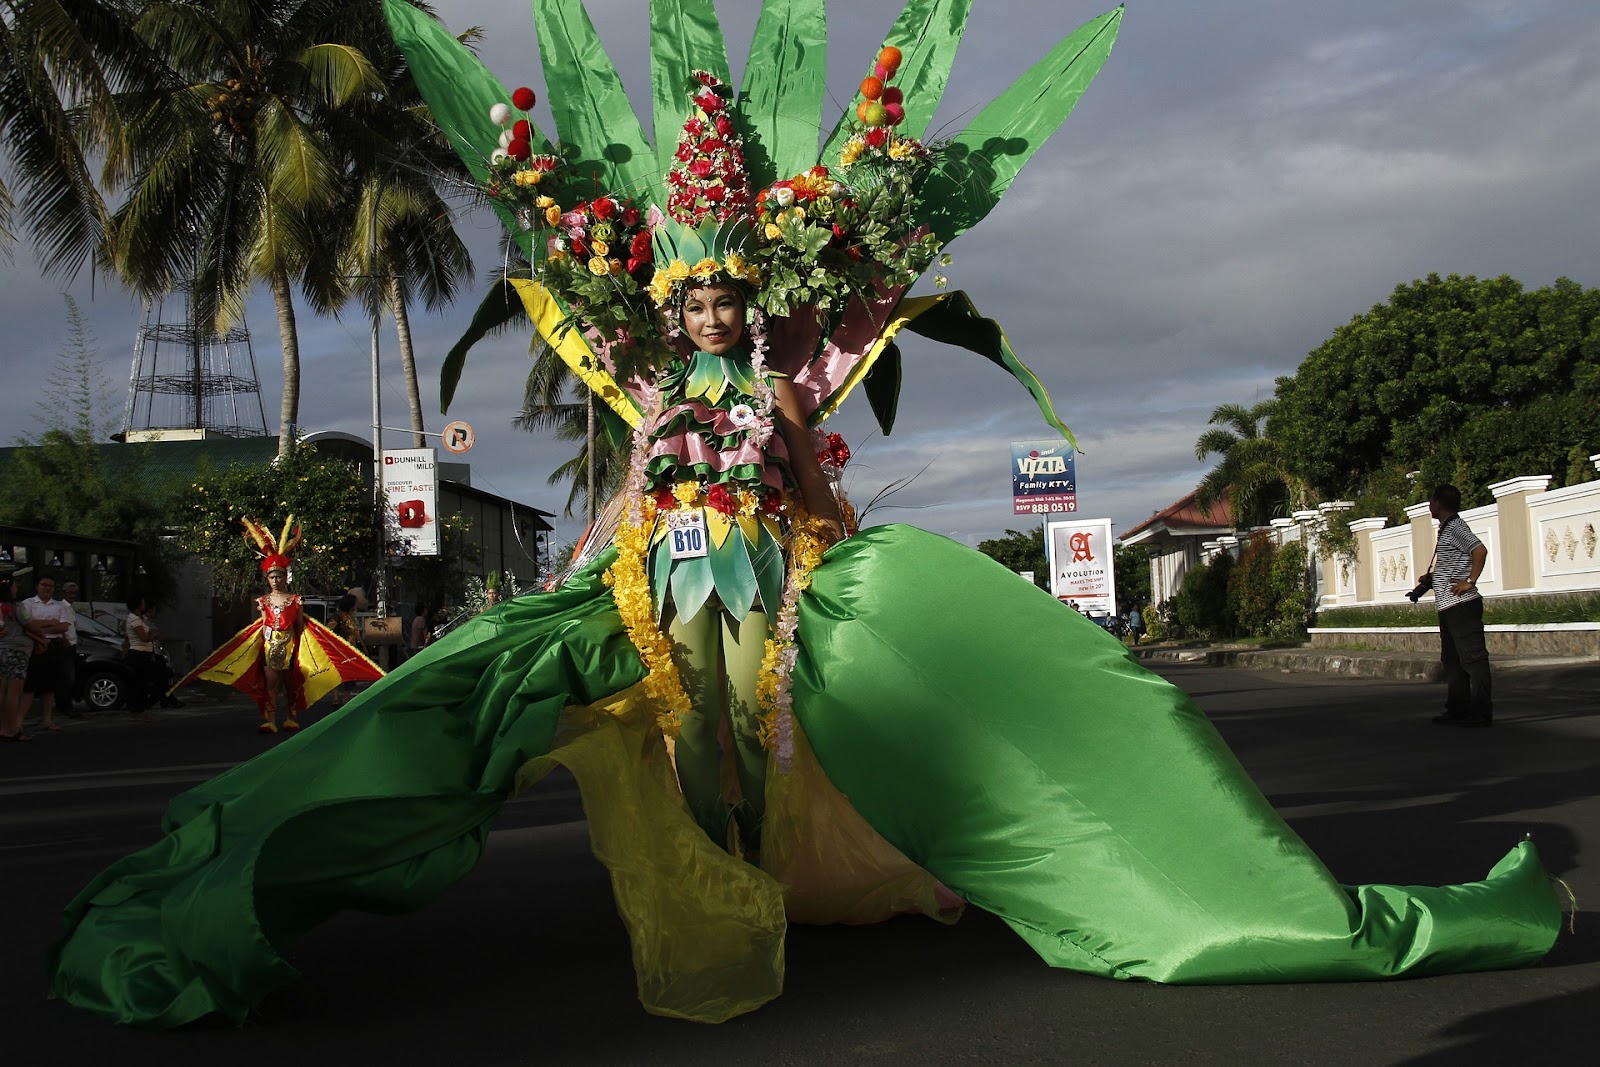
[381,0,538,257]
[916,6,1122,245]
[440,278,529,414]
[820,0,973,164]
[651,0,731,177]
[535,0,657,202]
[903,291,1076,447]
[863,340,904,436]
[738,0,827,188]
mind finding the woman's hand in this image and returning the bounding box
[771,378,848,539]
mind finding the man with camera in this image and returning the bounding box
[1416,485,1492,727]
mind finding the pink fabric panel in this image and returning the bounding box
[790,282,909,419]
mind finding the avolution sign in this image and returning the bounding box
[382,448,439,557]
[1011,440,1077,515]
[1045,516,1116,616]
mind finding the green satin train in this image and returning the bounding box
[47,526,1559,1027]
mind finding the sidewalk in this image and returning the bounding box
[1130,641,1600,686]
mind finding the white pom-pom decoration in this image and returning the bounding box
[490,149,509,164]
[498,129,514,148]
[488,102,512,126]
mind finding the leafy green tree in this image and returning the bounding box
[1172,551,1234,640]
[102,0,387,456]
[178,440,377,601]
[976,528,1048,590]
[1194,400,1291,528]
[1227,532,1277,638]
[1272,274,1600,504]
[1113,544,1150,611]
[391,512,477,614]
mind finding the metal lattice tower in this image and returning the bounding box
[122,290,268,438]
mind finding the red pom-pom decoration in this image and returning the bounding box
[512,119,531,140]
[883,86,903,106]
[507,138,531,161]
[884,102,906,126]
[511,86,536,110]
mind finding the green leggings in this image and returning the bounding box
[666,604,769,847]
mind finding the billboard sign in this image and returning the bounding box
[1011,440,1077,515]
[382,448,439,557]
[1045,516,1116,617]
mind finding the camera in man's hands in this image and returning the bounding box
[1406,572,1433,603]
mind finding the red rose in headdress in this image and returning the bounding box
[706,484,736,516]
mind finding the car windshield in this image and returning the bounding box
[75,612,121,638]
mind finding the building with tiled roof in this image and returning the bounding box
[1118,490,1236,605]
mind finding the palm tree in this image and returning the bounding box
[1194,400,1291,528]
[512,337,629,520]
[0,0,156,276]
[101,0,385,456]
[336,30,474,450]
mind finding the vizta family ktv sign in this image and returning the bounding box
[1011,440,1077,515]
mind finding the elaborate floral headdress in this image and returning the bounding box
[242,516,302,576]
[647,73,763,309]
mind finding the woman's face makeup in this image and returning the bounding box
[266,570,288,591]
[682,285,745,354]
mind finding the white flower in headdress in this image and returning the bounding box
[728,403,757,428]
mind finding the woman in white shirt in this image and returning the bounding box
[124,595,161,721]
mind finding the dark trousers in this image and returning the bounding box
[1439,599,1492,720]
[55,642,77,711]
[126,650,162,712]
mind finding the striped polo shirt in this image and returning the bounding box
[1431,515,1484,612]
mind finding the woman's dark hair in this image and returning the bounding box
[337,594,357,612]
[126,594,147,613]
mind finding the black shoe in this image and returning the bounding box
[1432,712,1466,726]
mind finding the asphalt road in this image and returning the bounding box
[4,664,1598,1066]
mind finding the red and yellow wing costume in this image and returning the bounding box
[172,616,384,713]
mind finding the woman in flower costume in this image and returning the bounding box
[169,517,384,733]
[49,0,1560,1030]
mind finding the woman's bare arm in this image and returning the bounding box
[772,378,845,545]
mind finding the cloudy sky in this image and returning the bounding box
[5,0,1598,558]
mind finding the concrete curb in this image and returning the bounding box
[1132,645,1600,684]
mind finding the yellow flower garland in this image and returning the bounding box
[756,508,832,751]
[603,500,693,735]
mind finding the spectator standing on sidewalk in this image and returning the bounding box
[1,576,32,741]
[19,576,73,732]
[57,580,81,717]
[124,594,162,722]
[408,602,428,659]
[1126,604,1145,645]
[1428,484,1492,728]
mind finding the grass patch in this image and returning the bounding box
[1317,591,1600,628]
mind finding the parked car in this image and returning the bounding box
[71,611,168,712]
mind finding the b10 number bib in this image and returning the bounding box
[666,510,708,559]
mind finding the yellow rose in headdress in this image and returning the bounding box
[724,251,748,276]
[764,222,782,240]
[588,256,610,276]
[691,257,720,278]
[666,260,692,283]
[544,205,562,226]
[535,195,555,208]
